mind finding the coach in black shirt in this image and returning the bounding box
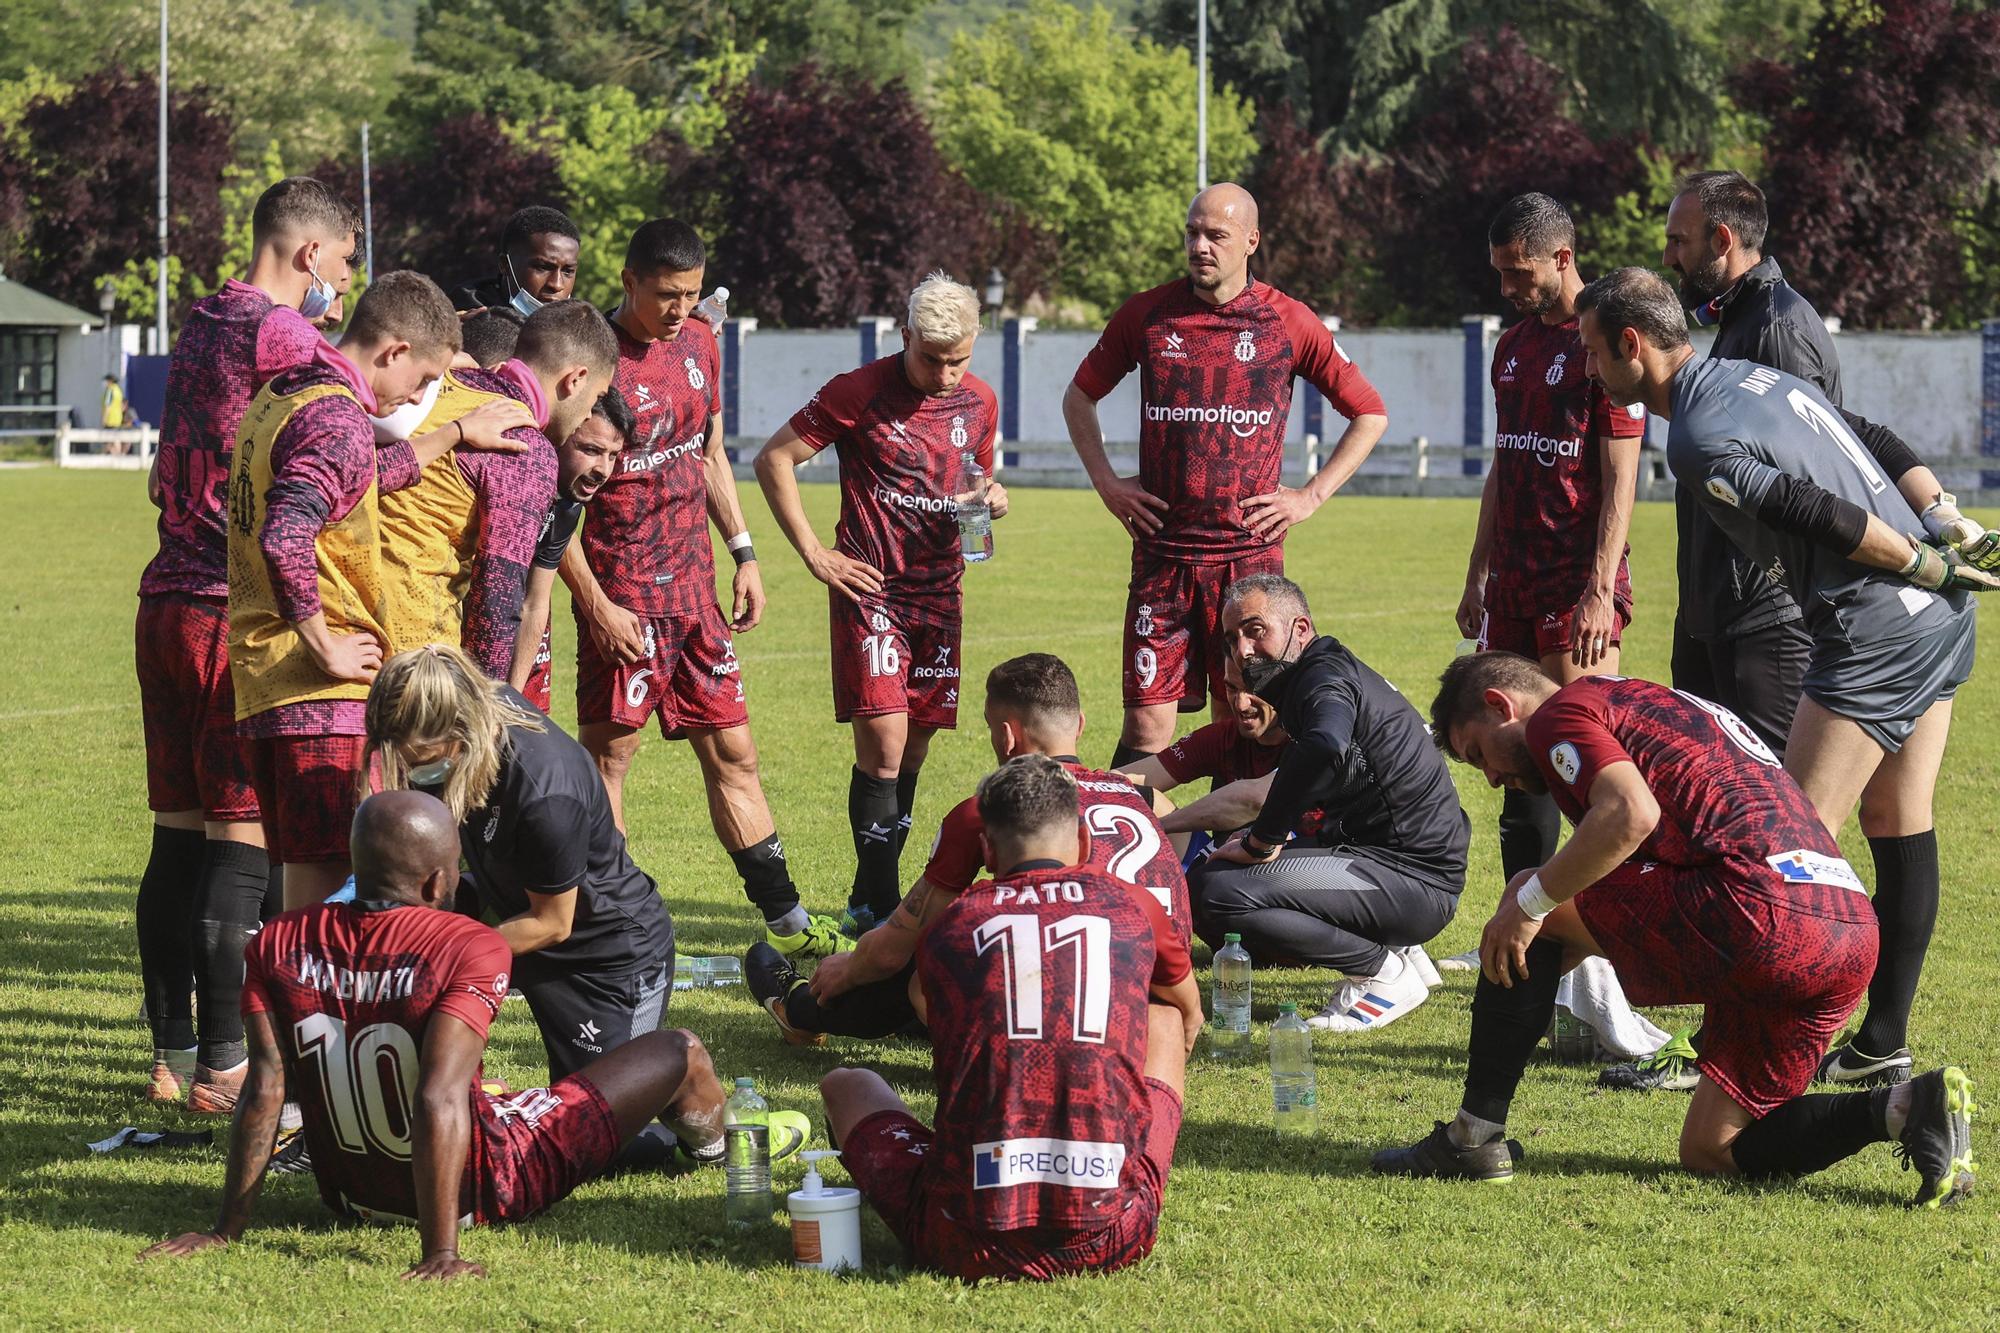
[1662,170,1839,754]
[364,645,674,1082]
[1192,574,1468,1033]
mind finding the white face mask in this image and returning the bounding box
[506,253,546,318]
[369,375,444,443]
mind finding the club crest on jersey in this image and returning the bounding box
[974,1138,1126,1190]
[950,415,968,449]
[684,357,706,392]
[1233,330,1256,363]
[1134,603,1156,637]
[1548,742,1582,787]
[1706,476,1741,508]
[1545,353,1567,387]
[870,611,892,634]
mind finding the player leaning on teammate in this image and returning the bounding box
[140,791,732,1280]
[820,755,1200,1281]
[1575,267,1995,1090]
[563,219,842,957]
[1063,182,1387,764]
[1376,654,1976,1207]
[1460,193,1645,883]
[756,271,1007,932]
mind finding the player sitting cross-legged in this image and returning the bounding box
[820,754,1202,1282]
[139,790,734,1280]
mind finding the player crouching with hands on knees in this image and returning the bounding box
[140,790,729,1279]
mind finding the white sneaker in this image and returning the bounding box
[1309,963,1430,1033]
[1435,948,1480,973]
[1400,945,1443,988]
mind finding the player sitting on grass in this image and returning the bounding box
[819,755,1200,1282]
[1373,652,1977,1206]
[140,790,735,1280]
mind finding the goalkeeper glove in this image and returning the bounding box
[1901,537,2000,593]
[1920,493,2000,571]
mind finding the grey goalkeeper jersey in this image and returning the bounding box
[1665,355,1966,645]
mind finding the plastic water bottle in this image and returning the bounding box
[705,955,743,987]
[956,450,993,563]
[724,1077,772,1229]
[694,286,730,326]
[674,956,747,990]
[1270,1003,1318,1135]
[1210,933,1252,1060]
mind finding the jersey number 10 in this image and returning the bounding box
[293,1013,420,1160]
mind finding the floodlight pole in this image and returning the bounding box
[361,121,374,278]
[156,0,169,351]
[1196,0,1209,188]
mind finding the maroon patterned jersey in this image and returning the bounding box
[918,861,1189,1231]
[1072,278,1384,564]
[1484,315,1647,617]
[921,760,1191,941]
[142,281,325,599]
[241,901,513,1222]
[581,320,722,619]
[1155,720,1327,841]
[789,356,998,599]
[1525,677,1872,916]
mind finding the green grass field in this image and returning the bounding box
[2,469,1997,1329]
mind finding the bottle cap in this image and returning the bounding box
[734,1076,753,1089]
[1224,933,1242,944]
[1278,1001,1298,1014]
[712,286,730,301]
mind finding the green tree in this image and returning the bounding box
[511,86,676,305]
[934,0,1255,316]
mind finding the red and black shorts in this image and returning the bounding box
[1478,595,1632,663]
[1573,860,1877,1116]
[1124,547,1285,711]
[473,1072,623,1224]
[575,602,749,737]
[134,593,260,821]
[842,1078,1182,1281]
[829,589,963,730]
[247,733,367,864]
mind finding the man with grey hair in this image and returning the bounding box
[1064,183,1389,768]
[757,271,1011,933]
[1577,264,1995,1090]
[1192,573,1469,1031]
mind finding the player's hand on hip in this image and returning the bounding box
[313,630,383,685]
[986,479,1010,520]
[1455,582,1485,640]
[590,603,650,664]
[1239,486,1319,541]
[453,399,535,453]
[1479,883,1544,989]
[806,547,885,603]
[1097,474,1167,537]
[1569,586,1617,668]
[403,1252,486,1281]
[730,561,766,632]
[808,950,856,1002]
[138,1231,228,1261]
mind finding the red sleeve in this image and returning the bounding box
[431,924,513,1039]
[1157,720,1230,784]
[1279,292,1386,420]
[1070,291,1152,401]
[970,376,997,471]
[1142,890,1192,987]
[788,364,875,453]
[1523,685,1633,811]
[920,796,987,894]
[1592,379,1648,440]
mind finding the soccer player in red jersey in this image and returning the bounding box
[563,220,841,958]
[747,654,1187,1045]
[756,272,1008,930]
[1458,194,1647,885]
[139,791,730,1279]
[1063,182,1388,766]
[1374,653,1975,1206]
[820,755,1202,1281]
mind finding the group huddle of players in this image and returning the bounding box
[132,170,1996,1283]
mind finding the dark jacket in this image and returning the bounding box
[1244,636,1468,890]
[1676,256,1842,639]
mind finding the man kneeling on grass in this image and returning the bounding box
[141,790,736,1279]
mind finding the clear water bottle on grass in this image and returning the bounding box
[1270,1003,1318,1135]
[724,1077,772,1229]
[1210,933,1252,1060]
[956,450,993,563]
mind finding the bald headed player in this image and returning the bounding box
[140,791,730,1280]
[1065,183,1389,765]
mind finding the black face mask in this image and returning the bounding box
[1241,652,1296,705]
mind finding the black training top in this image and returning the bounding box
[1247,636,1469,891]
[459,688,672,982]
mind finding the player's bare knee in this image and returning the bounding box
[820,1066,864,1100]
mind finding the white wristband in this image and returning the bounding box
[1515,873,1559,921]
[727,531,754,552]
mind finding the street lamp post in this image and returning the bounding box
[98,281,118,383]
[985,268,1005,332]
[1196,0,1208,189]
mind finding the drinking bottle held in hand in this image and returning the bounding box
[956,450,993,563]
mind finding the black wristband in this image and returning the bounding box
[729,543,757,566]
[452,419,464,445]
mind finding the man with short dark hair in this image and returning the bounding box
[459,309,523,370]
[1577,265,1994,1089]
[139,790,731,1280]
[458,206,582,318]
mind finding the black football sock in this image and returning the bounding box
[1498,788,1561,880]
[261,860,283,923]
[1460,938,1565,1127]
[1110,742,1154,770]
[1853,831,1939,1055]
[729,833,802,926]
[137,825,204,1051]
[193,838,272,1071]
[784,968,919,1039]
[894,771,920,854]
[1729,1088,1891,1179]
[847,768,903,919]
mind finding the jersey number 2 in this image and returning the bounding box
[1085,803,1174,916]
[972,914,1111,1044]
[293,1013,419,1159]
